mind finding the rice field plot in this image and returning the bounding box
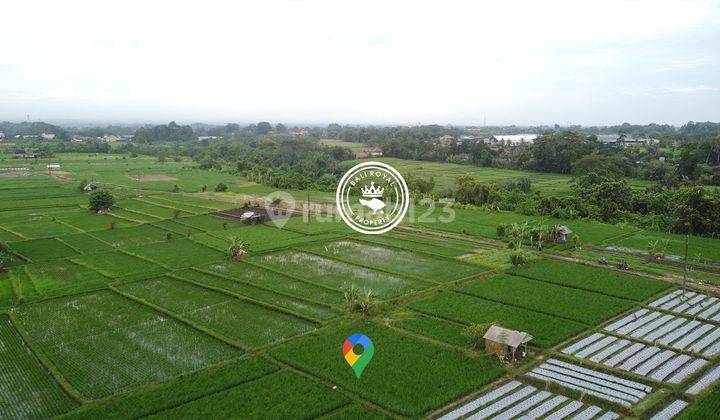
[49,208,136,232]
[151,219,204,235]
[0,315,78,418]
[0,196,85,211]
[392,315,467,347]
[118,199,193,219]
[147,370,348,419]
[249,250,432,299]
[0,273,14,307]
[0,226,23,242]
[71,250,164,278]
[270,321,504,416]
[409,291,585,348]
[9,237,79,261]
[196,223,306,253]
[307,240,483,282]
[22,259,110,298]
[198,261,344,305]
[0,212,80,239]
[147,194,235,211]
[457,274,634,325]
[608,230,720,263]
[13,290,240,399]
[437,380,621,420]
[508,259,670,301]
[526,358,652,407]
[173,269,340,320]
[117,277,317,348]
[603,309,720,358]
[61,357,279,420]
[125,238,224,269]
[57,233,114,254]
[109,207,162,223]
[135,196,209,215]
[276,216,353,235]
[648,289,720,322]
[89,224,177,248]
[561,332,708,384]
[411,204,639,245]
[357,231,485,258]
[172,214,230,231]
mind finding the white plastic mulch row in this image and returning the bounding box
[526,360,651,406]
[604,309,648,332]
[601,308,720,357]
[569,405,602,420]
[562,332,708,383]
[467,385,536,419]
[667,359,709,384]
[561,333,604,355]
[649,400,689,420]
[686,365,720,395]
[437,381,619,420]
[437,381,522,420]
[574,336,617,359]
[650,290,720,321]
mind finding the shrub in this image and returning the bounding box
[462,323,491,350]
[226,236,246,260]
[78,179,88,192]
[509,249,527,266]
[173,209,181,219]
[215,183,228,192]
[496,224,508,237]
[172,184,180,193]
[89,190,115,212]
[343,284,360,312]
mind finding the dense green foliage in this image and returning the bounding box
[133,121,195,143]
[88,189,115,212]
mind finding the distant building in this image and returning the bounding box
[0,132,5,139]
[46,164,61,171]
[40,133,56,140]
[355,151,369,159]
[83,182,98,192]
[197,136,221,141]
[103,135,121,142]
[12,150,26,159]
[289,129,308,137]
[368,147,383,157]
[486,134,537,146]
[596,134,658,147]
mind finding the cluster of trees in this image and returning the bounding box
[0,121,69,140]
[191,136,354,190]
[133,121,195,143]
[450,173,720,236]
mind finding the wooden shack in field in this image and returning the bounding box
[483,325,533,361]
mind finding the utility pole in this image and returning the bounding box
[683,234,689,294]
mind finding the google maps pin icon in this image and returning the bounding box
[342,333,374,379]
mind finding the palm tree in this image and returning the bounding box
[227,236,247,260]
[343,284,360,312]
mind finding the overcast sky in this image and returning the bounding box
[1,0,719,126]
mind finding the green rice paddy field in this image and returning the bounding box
[0,155,718,418]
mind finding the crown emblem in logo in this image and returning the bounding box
[361,182,384,198]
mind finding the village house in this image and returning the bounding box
[355,151,369,159]
[483,325,533,361]
[557,225,572,242]
[103,135,121,142]
[596,134,659,147]
[40,133,56,140]
[46,164,61,171]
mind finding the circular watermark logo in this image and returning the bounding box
[335,161,409,234]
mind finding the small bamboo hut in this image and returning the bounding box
[483,325,533,361]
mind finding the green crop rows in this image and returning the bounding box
[0,158,715,418]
